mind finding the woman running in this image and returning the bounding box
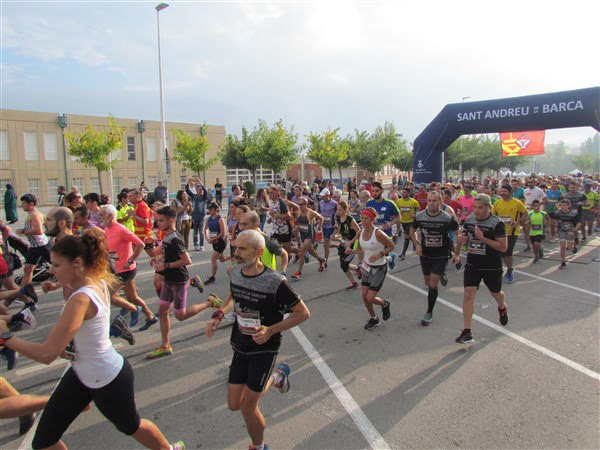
[290,197,326,280]
[332,200,362,289]
[204,202,227,285]
[0,229,183,450]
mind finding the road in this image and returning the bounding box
[1,232,599,449]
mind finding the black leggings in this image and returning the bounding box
[33,359,141,449]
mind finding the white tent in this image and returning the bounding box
[569,169,582,176]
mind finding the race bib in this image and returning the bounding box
[468,239,486,255]
[560,222,573,232]
[401,207,411,213]
[499,216,512,224]
[299,224,309,232]
[425,234,443,247]
[236,311,261,335]
[360,260,371,274]
[531,224,542,231]
[209,232,218,238]
[323,217,331,224]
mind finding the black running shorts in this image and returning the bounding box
[530,235,544,244]
[503,235,517,257]
[117,268,137,284]
[24,245,51,266]
[463,264,502,293]
[228,351,278,393]
[212,238,226,254]
[420,256,448,276]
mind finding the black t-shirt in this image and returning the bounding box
[229,265,300,354]
[162,231,189,283]
[462,213,506,270]
[555,209,579,232]
[336,215,357,242]
[214,183,223,193]
[561,191,586,215]
[412,209,459,258]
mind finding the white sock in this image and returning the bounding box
[272,371,283,384]
[252,444,265,450]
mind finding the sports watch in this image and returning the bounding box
[0,331,14,346]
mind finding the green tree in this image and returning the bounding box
[350,122,406,174]
[65,115,125,194]
[390,148,414,172]
[306,128,349,179]
[251,119,300,175]
[172,125,218,182]
[572,153,599,174]
[219,126,261,186]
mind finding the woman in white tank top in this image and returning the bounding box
[355,207,395,330]
[0,229,184,450]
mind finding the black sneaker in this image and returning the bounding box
[455,329,474,344]
[364,317,380,329]
[498,307,508,326]
[204,277,216,285]
[112,316,135,345]
[572,245,578,254]
[22,283,38,303]
[399,253,406,261]
[559,262,566,270]
[440,273,448,286]
[381,300,391,321]
[189,275,204,294]
[455,261,463,270]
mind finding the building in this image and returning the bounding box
[0,109,227,206]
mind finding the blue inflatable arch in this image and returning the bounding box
[412,86,600,183]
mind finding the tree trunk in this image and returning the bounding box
[97,168,104,194]
[338,167,343,182]
[328,168,333,180]
[252,168,258,187]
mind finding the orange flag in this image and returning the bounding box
[500,130,545,157]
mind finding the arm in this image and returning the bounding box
[409,225,421,255]
[373,229,395,261]
[205,293,233,338]
[23,213,43,236]
[252,299,310,345]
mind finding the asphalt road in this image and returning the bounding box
[1,232,599,449]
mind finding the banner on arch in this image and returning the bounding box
[500,130,545,157]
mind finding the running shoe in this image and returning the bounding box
[539,248,544,259]
[421,312,433,326]
[524,246,532,252]
[146,345,173,359]
[171,441,185,450]
[19,308,37,330]
[455,261,463,270]
[190,274,204,294]
[118,308,129,317]
[199,246,204,251]
[364,317,380,329]
[572,245,578,254]
[381,300,391,321]
[455,329,474,344]
[130,306,142,327]
[399,253,406,261]
[0,347,17,370]
[346,282,358,290]
[26,302,38,312]
[498,307,509,326]
[291,272,302,281]
[559,262,566,270]
[223,311,236,323]
[304,253,309,263]
[440,273,448,286]
[504,271,514,283]
[318,259,325,272]
[139,316,159,331]
[207,293,222,308]
[204,276,216,285]
[113,316,135,345]
[387,252,397,270]
[22,283,38,303]
[249,445,269,450]
[19,413,36,435]
[273,362,291,394]
[194,244,198,251]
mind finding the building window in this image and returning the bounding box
[24,131,39,160]
[90,178,100,194]
[127,136,136,161]
[127,177,137,189]
[113,177,122,199]
[73,178,84,192]
[44,132,58,160]
[47,179,59,204]
[180,176,187,188]
[28,179,40,198]
[147,137,157,161]
[148,176,157,189]
[0,130,9,161]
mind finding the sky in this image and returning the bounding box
[2,0,599,148]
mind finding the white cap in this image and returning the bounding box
[320,188,330,196]
[333,189,343,197]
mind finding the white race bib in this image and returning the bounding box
[468,239,486,255]
[425,235,443,247]
[236,312,261,335]
[499,216,512,224]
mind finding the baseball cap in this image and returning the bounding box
[474,193,492,206]
[320,188,330,196]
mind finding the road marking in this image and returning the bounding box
[387,274,600,381]
[512,269,600,298]
[292,326,390,450]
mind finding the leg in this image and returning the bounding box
[361,285,376,317]
[123,281,154,320]
[20,263,35,288]
[426,273,441,314]
[0,377,49,419]
[210,252,219,278]
[462,287,477,329]
[157,302,171,348]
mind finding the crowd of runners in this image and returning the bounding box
[0,172,598,449]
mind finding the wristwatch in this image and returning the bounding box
[0,331,14,347]
[127,259,135,265]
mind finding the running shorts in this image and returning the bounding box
[503,235,517,257]
[338,245,355,272]
[530,235,544,244]
[24,244,51,266]
[361,263,387,291]
[582,210,595,222]
[419,256,448,276]
[117,268,136,284]
[323,228,335,240]
[558,230,575,242]
[212,238,227,254]
[159,282,188,313]
[401,222,412,236]
[464,265,502,293]
[228,351,278,393]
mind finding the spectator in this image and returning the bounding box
[3,184,18,224]
[154,180,168,204]
[57,186,66,207]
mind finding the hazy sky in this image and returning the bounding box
[2,0,599,147]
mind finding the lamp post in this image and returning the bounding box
[155,2,170,181]
[138,120,146,182]
[58,114,70,189]
[457,96,471,181]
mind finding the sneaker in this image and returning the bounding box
[19,413,36,435]
[171,441,185,450]
[200,246,204,251]
[504,271,514,283]
[249,445,270,450]
[381,300,391,321]
[138,316,159,331]
[291,272,302,281]
[207,293,222,308]
[421,312,433,326]
[273,362,291,394]
[129,306,142,327]
[387,252,397,270]
[25,302,38,312]
[399,253,406,261]
[145,345,173,359]
[455,261,463,270]
[346,282,358,290]
[318,259,325,272]
[22,283,38,303]
[364,317,380,329]
[572,245,578,254]
[440,273,448,286]
[113,316,135,345]
[304,253,309,263]
[1,347,17,370]
[19,308,37,330]
[455,329,474,344]
[524,246,532,252]
[559,262,566,270]
[539,248,544,259]
[204,276,216,285]
[533,255,539,263]
[194,244,199,251]
[118,308,128,317]
[190,274,204,294]
[498,307,509,326]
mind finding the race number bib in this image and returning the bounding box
[236,311,261,335]
[468,239,486,255]
[323,216,331,224]
[209,232,218,238]
[531,224,542,231]
[360,260,371,274]
[499,216,512,224]
[424,234,443,247]
[401,207,411,213]
[299,224,309,232]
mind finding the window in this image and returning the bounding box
[90,178,100,194]
[73,178,84,192]
[0,130,9,161]
[148,176,157,189]
[147,137,157,161]
[44,132,58,160]
[113,177,122,199]
[28,179,40,198]
[180,176,187,188]
[127,177,137,189]
[111,148,121,161]
[47,179,59,204]
[24,131,39,160]
[127,136,136,161]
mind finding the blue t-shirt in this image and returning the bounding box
[514,187,525,200]
[366,199,399,236]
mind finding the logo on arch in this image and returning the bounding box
[500,130,545,157]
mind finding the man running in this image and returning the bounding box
[555,199,581,269]
[410,191,459,326]
[581,182,599,241]
[528,200,548,263]
[395,187,420,259]
[365,182,398,269]
[561,181,588,246]
[456,194,508,344]
[268,186,296,262]
[130,189,154,242]
[238,212,288,272]
[318,188,338,269]
[205,229,310,450]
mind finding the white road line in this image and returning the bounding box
[292,326,390,450]
[512,269,600,298]
[387,274,600,381]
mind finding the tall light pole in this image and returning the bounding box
[155,2,170,179]
[457,96,471,181]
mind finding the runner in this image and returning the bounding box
[544,179,563,240]
[561,181,588,245]
[204,202,228,285]
[290,197,326,280]
[555,198,581,269]
[116,191,135,232]
[332,200,361,289]
[395,187,420,260]
[414,183,429,211]
[354,207,393,329]
[491,184,527,283]
[130,189,154,242]
[146,206,221,359]
[205,229,310,450]
[83,192,102,228]
[318,188,338,269]
[522,178,546,250]
[238,212,288,272]
[528,200,548,263]
[581,182,599,241]
[0,230,185,450]
[214,178,223,206]
[410,191,459,326]
[365,182,398,269]
[456,194,508,344]
[268,186,297,266]
[457,185,475,224]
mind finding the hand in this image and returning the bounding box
[205,318,221,338]
[42,280,59,293]
[62,283,74,299]
[415,244,422,256]
[251,326,273,345]
[383,222,391,230]
[474,225,484,240]
[154,260,165,272]
[127,209,134,217]
[0,320,8,333]
[369,253,381,263]
[123,261,132,271]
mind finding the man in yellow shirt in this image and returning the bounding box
[396,187,420,259]
[491,184,527,283]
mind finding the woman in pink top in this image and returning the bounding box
[458,185,476,223]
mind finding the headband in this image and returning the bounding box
[361,209,376,221]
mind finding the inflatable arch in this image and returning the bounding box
[412,86,600,183]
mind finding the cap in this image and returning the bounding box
[333,189,343,196]
[320,188,330,196]
[474,193,492,206]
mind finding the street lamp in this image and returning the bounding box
[155,2,170,177]
[457,96,471,181]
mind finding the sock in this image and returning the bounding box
[427,287,438,314]
[506,267,513,274]
[464,328,471,333]
[272,371,283,385]
[251,444,265,450]
[402,239,410,254]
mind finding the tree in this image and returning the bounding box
[219,126,261,186]
[390,148,413,172]
[350,122,406,174]
[65,115,125,194]
[250,119,300,175]
[171,125,219,182]
[306,128,349,179]
[572,153,599,174]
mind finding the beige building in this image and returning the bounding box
[0,109,227,206]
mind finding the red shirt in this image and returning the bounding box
[414,191,429,210]
[444,200,462,217]
[0,251,8,276]
[104,222,143,273]
[133,201,153,239]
